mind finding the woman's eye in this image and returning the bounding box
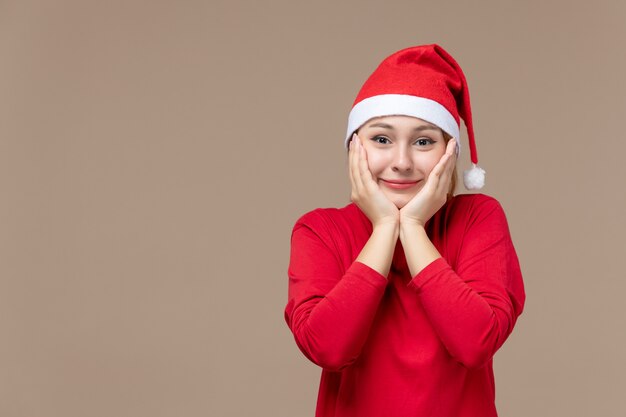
[372,136,390,144]
[415,138,435,146]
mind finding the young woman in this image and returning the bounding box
[284,44,526,417]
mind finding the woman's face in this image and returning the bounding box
[355,115,449,209]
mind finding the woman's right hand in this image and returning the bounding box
[349,133,399,228]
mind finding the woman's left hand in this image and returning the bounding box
[399,138,457,227]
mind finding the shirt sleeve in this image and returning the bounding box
[407,197,526,369]
[284,213,388,371]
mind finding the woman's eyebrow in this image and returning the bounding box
[413,125,439,132]
[366,122,439,131]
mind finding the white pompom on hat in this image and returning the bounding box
[345,44,485,190]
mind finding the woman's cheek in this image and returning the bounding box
[421,154,442,178]
[365,151,387,177]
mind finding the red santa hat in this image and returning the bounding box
[345,44,485,190]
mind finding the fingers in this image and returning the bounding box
[349,133,366,199]
[426,138,457,196]
[356,135,377,192]
[438,138,457,173]
[436,138,458,194]
[352,133,378,188]
[348,134,358,196]
[350,133,388,199]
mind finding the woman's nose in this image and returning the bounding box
[391,148,413,172]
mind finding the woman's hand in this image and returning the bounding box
[349,133,399,228]
[399,138,457,227]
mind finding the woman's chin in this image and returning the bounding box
[384,191,414,209]
[390,197,411,209]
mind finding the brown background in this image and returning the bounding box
[1,1,624,416]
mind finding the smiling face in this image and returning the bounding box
[355,115,454,209]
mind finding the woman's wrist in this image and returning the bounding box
[372,220,400,240]
[399,220,423,242]
[372,214,400,229]
[399,215,426,230]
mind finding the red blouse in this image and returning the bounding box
[284,193,526,417]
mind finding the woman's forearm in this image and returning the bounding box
[399,216,522,369]
[399,222,441,277]
[286,219,393,371]
[355,222,399,278]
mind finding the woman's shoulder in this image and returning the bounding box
[292,203,365,232]
[450,192,504,212]
[447,193,510,226]
[294,202,361,224]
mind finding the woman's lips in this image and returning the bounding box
[380,179,420,190]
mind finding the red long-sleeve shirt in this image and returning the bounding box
[284,193,525,417]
